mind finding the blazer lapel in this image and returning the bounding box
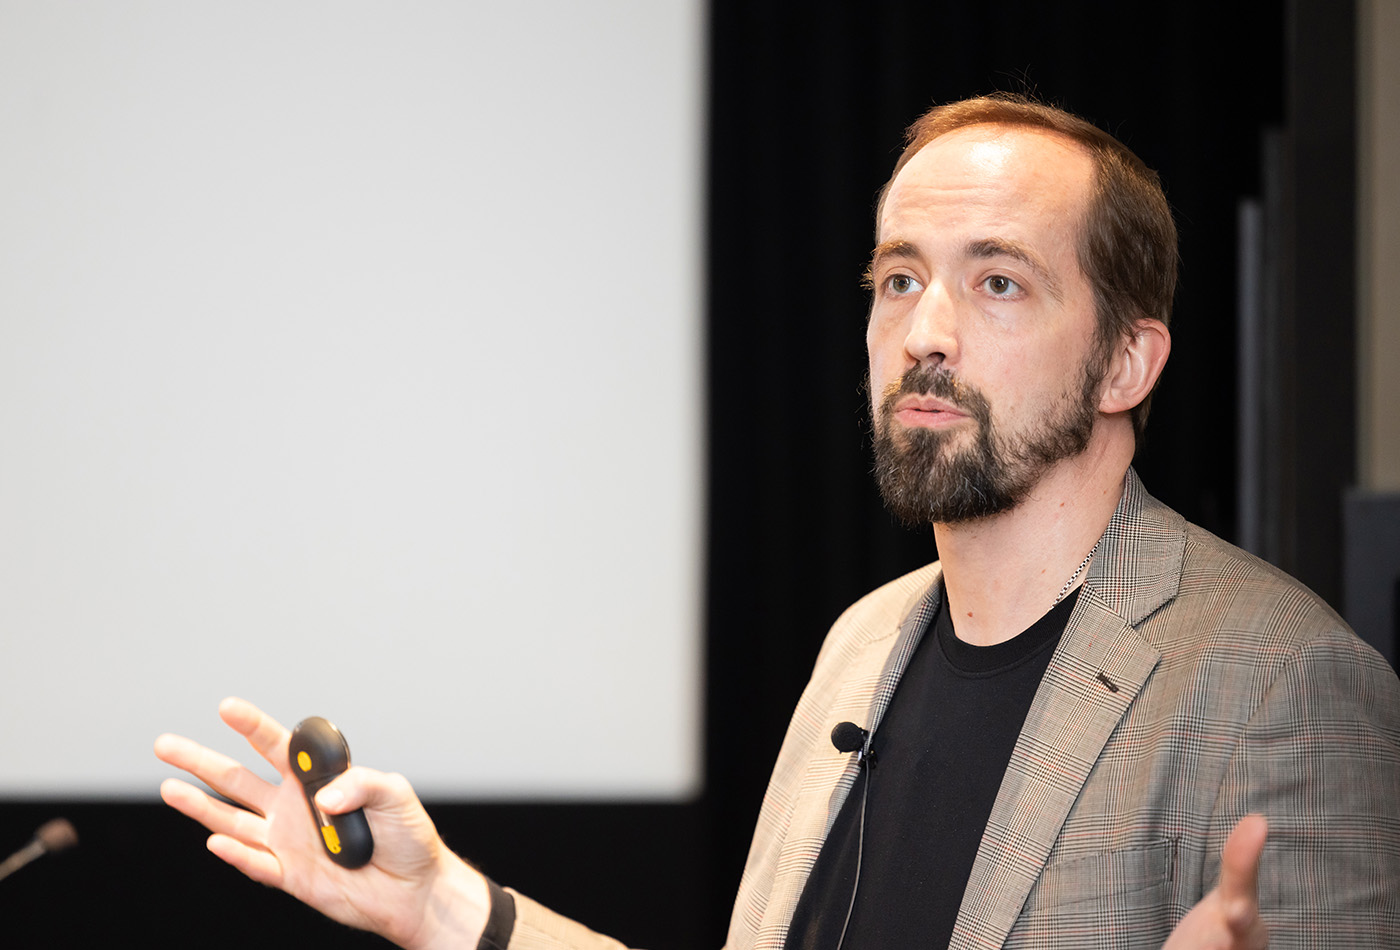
[948,470,1181,950]
[750,567,944,946]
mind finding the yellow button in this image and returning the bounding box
[297,751,312,772]
[321,825,342,854]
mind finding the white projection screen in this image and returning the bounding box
[0,2,703,800]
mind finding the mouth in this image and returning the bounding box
[891,395,970,429]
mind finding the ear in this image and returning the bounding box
[1098,318,1171,415]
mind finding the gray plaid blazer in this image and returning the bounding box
[505,471,1400,949]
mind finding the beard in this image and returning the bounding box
[871,357,1105,526]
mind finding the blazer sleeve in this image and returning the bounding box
[1217,626,1400,946]
[500,889,633,950]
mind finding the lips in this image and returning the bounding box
[894,394,963,414]
[878,364,987,434]
[892,394,969,428]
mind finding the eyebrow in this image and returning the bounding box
[866,237,1066,303]
[965,237,1064,302]
[864,240,919,287]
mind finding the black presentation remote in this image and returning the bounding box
[288,716,374,869]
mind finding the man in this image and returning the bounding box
[156,95,1400,949]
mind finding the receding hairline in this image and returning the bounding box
[876,120,1101,238]
[873,124,1095,304]
[887,93,1156,188]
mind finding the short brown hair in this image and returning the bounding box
[877,93,1178,440]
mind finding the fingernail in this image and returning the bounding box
[318,788,344,810]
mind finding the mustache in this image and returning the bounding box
[878,365,989,420]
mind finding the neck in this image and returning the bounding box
[932,431,1131,646]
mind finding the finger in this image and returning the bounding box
[207,832,285,888]
[160,777,270,849]
[1219,813,1268,925]
[218,696,293,776]
[154,732,277,816]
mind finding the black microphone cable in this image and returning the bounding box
[829,723,874,950]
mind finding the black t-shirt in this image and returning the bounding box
[783,586,1078,950]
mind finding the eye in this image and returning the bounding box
[982,274,1023,296]
[884,274,923,296]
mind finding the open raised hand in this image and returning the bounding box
[155,697,488,950]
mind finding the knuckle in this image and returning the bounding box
[382,771,416,798]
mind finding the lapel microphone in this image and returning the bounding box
[831,721,876,767]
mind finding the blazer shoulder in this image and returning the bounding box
[1176,522,1348,634]
[1106,473,1355,656]
[1150,522,1396,691]
[813,561,942,668]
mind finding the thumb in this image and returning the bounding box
[314,766,412,816]
[1217,813,1268,925]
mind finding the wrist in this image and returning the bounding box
[401,850,492,950]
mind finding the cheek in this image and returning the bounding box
[994,355,1076,419]
[866,323,905,401]
[864,316,883,360]
[866,356,898,413]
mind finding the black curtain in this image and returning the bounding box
[7,3,1359,948]
[702,0,1290,943]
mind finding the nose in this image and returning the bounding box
[903,280,958,368]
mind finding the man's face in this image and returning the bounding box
[865,124,1107,525]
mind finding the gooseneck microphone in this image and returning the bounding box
[0,818,78,883]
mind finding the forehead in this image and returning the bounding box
[877,124,1095,247]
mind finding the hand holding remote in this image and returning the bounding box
[154,697,491,949]
[288,716,374,869]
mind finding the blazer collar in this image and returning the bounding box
[1085,468,1186,626]
[865,469,1183,744]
